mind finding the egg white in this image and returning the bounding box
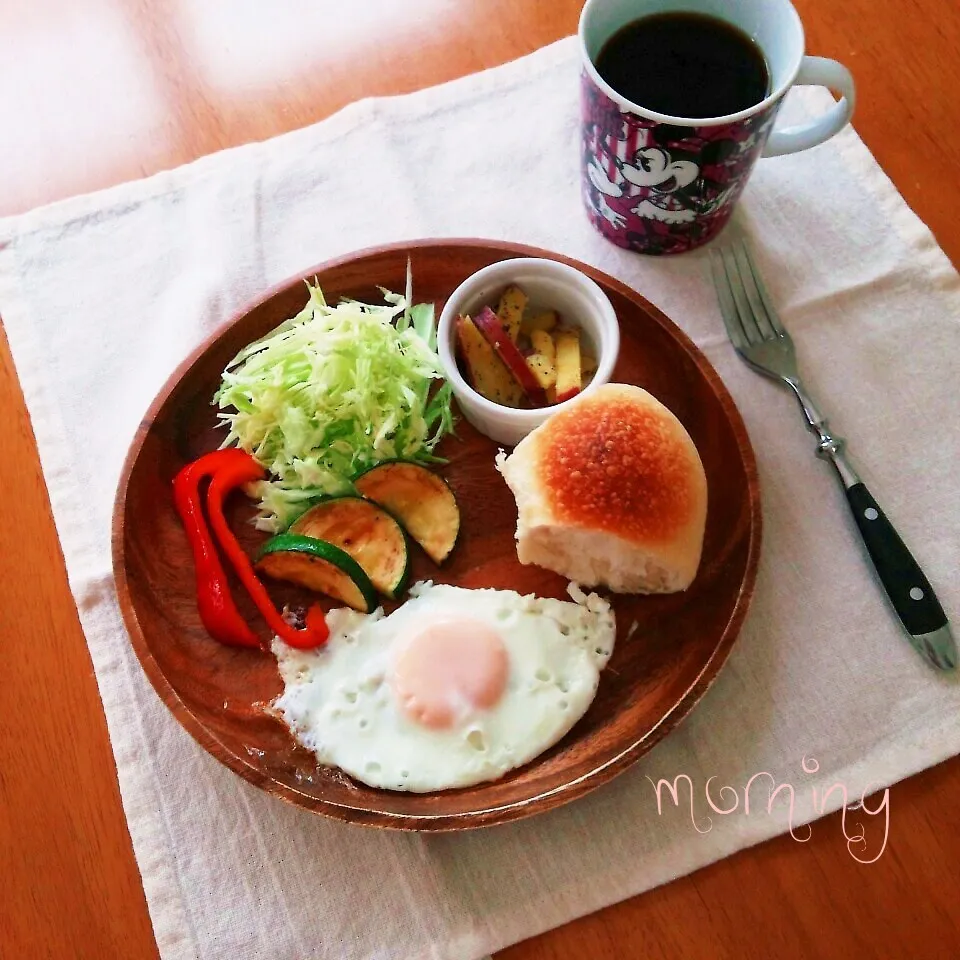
[270,581,616,792]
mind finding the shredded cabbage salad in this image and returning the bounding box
[214,277,454,532]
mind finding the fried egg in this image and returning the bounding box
[270,581,616,792]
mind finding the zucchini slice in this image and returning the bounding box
[353,461,460,565]
[290,496,409,599]
[255,534,377,613]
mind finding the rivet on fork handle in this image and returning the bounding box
[785,378,861,488]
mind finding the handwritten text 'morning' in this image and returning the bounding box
[646,756,889,863]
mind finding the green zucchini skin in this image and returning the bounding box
[290,496,410,599]
[255,533,378,613]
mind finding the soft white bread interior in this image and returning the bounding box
[496,383,708,594]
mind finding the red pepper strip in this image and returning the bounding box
[205,452,331,649]
[172,450,261,648]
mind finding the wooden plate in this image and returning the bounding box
[113,239,760,831]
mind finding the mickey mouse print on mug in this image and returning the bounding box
[578,0,856,254]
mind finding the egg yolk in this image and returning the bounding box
[390,618,508,729]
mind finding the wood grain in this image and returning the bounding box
[1,0,958,957]
[113,239,759,829]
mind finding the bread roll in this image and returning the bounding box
[496,383,707,593]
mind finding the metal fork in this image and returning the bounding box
[711,240,956,672]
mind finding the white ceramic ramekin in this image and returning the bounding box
[437,258,620,446]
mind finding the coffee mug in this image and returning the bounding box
[579,0,855,254]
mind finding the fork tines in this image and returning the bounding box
[710,241,789,348]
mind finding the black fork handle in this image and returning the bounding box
[791,381,954,666]
[844,482,949,637]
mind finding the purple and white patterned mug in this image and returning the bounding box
[579,0,855,254]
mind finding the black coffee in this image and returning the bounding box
[594,12,770,119]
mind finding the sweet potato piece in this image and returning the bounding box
[496,285,528,342]
[520,309,558,337]
[524,329,557,390]
[554,328,582,402]
[457,315,524,407]
[474,306,546,405]
[530,329,556,360]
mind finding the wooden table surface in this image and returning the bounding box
[2,1,958,957]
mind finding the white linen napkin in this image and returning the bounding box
[1,36,958,960]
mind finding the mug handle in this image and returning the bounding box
[763,56,856,157]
